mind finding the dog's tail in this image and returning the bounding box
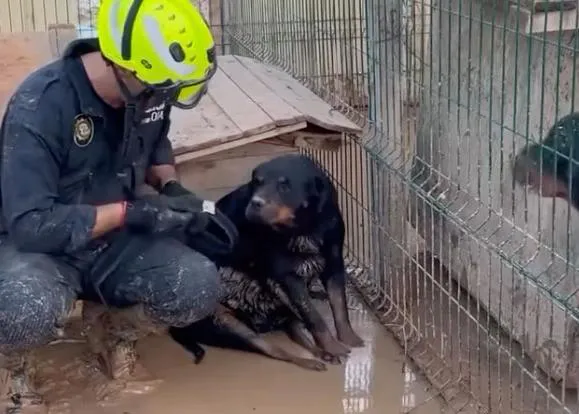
[170,317,257,360]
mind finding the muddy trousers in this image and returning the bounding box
[0,234,221,355]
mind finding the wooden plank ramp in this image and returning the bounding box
[169,54,362,160]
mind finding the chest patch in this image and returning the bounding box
[141,103,166,125]
[72,114,94,148]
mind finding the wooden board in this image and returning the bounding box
[233,56,361,134]
[48,24,78,58]
[170,94,244,155]
[208,67,277,136]
[177,141,299,200]
[174,122,306,163]
[217,55,303,127]
[169,54,361,156]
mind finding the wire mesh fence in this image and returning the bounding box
[218,0,579,412]
[2,0,579,412]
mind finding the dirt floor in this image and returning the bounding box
[0,33,55,113]
[30,295,448,414]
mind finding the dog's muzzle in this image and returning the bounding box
[245,196,295,227]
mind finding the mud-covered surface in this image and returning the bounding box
[25,296,447,414]
[0,33,54,115]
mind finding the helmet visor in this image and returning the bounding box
[175,82,209,109]
[147,61,217,109]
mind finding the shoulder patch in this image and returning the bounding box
[72,114,94,147]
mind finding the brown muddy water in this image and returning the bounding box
[29,296,448,414]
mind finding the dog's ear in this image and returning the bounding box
[216,183,253,223]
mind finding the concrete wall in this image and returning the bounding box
[411,0,579,385]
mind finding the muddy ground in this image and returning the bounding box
[31,297,446,413]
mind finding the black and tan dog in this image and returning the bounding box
[512,112,579,208]
[169,154,364,370]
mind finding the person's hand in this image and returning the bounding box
[160,181,239,259]
[122,194,193,234]
[160,181,215,234]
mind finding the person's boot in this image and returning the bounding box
[0,352,45,414]
[82,302,166,381]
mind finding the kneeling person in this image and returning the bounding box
[0,0,222,409]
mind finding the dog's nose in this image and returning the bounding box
[249,196,266,209]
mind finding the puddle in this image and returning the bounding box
[31,296,447,414]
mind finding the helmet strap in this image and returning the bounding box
[108,64,150,196]
[111,64,150,104]
[115,96,146,197]
[110,64,150,151]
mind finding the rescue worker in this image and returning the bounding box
[0,0,236,410]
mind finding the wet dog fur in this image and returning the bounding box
[169,154,364,371]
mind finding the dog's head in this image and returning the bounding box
[512,112,579,210]
[244,155,329,231]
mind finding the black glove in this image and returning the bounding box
[123,194,193,234]
[161,181,239,260]
[160,181,213,234]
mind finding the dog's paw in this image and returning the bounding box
[318,352,345,365]
[313,339,350,365]
[338,330,365,348]
[191,345,206,364]
[293,358,327,371]
[322,338,351,357]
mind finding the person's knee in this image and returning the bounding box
[146,248,221,327]
[0,265,75,353]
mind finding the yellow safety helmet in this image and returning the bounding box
[96,0,217,109]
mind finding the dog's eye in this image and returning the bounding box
[253,176,264,185]
[278,177,290,192]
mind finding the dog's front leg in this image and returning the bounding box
[320,249,364,348]
[320,235,364,348]
[272,271,350,362]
